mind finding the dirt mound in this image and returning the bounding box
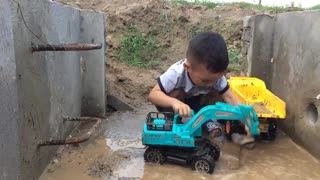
[61,0,264,107]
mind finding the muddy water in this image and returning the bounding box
[39,104,320,180]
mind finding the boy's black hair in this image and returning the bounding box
[186,32,229,73]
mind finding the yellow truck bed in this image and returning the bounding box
[228,77,286,119]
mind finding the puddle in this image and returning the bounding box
[39,103,320,180]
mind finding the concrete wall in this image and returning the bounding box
[244,14,274,88]
[80,11,106,117]
[245,11,320,158]
[0,1,22,179]
[0,0,106,179]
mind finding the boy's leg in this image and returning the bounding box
[199,90,255,149]
[198,90,225,144]
[202,120,224,146]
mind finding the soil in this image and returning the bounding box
[59,0,279,107]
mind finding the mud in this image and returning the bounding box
[39,103,320,180]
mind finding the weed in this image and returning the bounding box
[228,48,241,64]
[114,25,161,68]
[65,0,76,3]
[159,12,173,22]
[170,0,304,11]
[227,48,242,73]
[153,12,174,36]
[171,0,222,8]
[189,25,213,38]
[171,0,190,5]
[237,2,303,11]
[309,5,320,10]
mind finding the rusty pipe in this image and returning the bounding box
[32,43,102,52]
[39,117,102,146]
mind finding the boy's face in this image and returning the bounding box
[184,60,225,88]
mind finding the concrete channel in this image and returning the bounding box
[39,103,320,180]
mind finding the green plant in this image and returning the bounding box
[171,0,190,5]
[154,12,174,36]
[309,4,320,10]
[170,0,304,11]
[159,12,173,22]
[189,25,213,38]
[65,0,76,3]
[237,2,304,11]
[114,25,161,68]
[195,0,223,8]
[228,48,241,64]
[227,48,242,73]
[171,0,223,8]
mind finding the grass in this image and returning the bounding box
[171,0,223,8]
[308,5,320,10]
[171,0,305,11]
[228,48,241,64]
[114,12,176,69]
[227,48,242,73]
[189,25,213,38]
[114,25,161,68]
[237,2,303,11]
[150,12,175,36]
[65,0,76,3]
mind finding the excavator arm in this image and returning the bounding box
[176,102,260,136]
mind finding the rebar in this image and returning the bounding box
[39,117,102,146]
[32,43,102,52]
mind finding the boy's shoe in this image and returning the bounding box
[231,133,255,149]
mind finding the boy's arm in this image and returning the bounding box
[221,88,241,106]
[221,89,252,136]
[148,84,191,116]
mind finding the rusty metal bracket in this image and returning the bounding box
[32,43,102,52]
[39,117,102,146]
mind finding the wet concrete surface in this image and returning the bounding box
[39,103,320,180]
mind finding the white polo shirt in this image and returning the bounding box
[157,59,229,97]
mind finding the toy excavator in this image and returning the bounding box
[141,102,260,174]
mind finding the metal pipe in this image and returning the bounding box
[39,117,102,146]
[32,43,102,52]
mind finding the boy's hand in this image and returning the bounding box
[172,100,192,117]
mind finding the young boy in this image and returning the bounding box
[148,32,254,145]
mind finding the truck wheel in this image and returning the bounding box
[224,120,246,140]
[210,143,220,161]
[261,119,277,141]
[204,140,220,161]
[192,155,215,174]
[144,147,165,164]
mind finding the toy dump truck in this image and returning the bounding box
[227,77,286,141]
[142,102,260,174]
